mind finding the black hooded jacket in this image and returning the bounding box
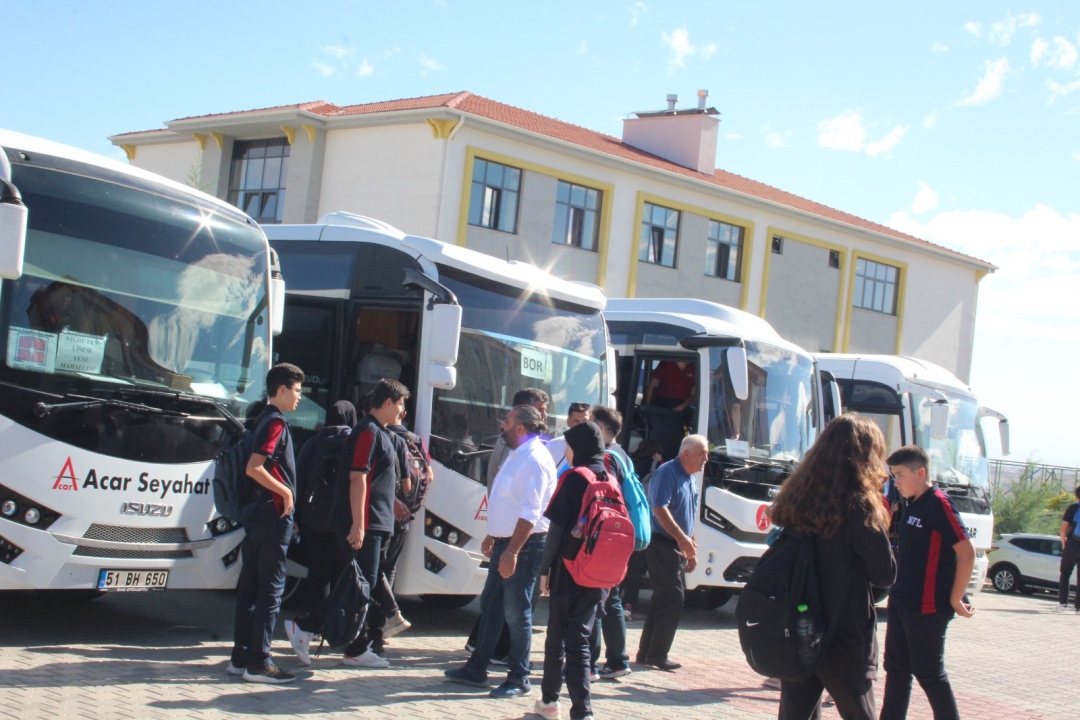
[541,421,608,592]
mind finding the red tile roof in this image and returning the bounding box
[127,92,986,266]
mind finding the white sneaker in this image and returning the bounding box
[284,619,314,666]
[1056,604,1070,612]
[342,650,390,668]
[226,662,245,676]
[763,677,782,689]
[533,698,562,720]
[382,611,412,639]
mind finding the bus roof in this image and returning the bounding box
[604,297,808,355]
[265,211,607,310]
[0,128,251,221]
[816,354,974,396]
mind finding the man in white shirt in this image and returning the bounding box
[445,404,557,699]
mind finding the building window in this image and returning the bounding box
[639,202,679,267]
[227,138,289,224]
[853,258,899,314]
[468,158,521,233]
[705,220,744,281]
[828,250,840,269]
[552,181,601,251]
[771,236,784,254]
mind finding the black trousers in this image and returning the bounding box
[621,549,648,609]
[542,585,602,720]
[779,656,876,720]
[1059,537,1080,608]
[637,534,685,662]
[880,603,959,720]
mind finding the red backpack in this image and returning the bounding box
[562,467,636,589]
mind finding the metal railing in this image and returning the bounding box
[988,459,1079,497]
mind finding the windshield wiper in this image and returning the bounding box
[106,387,246,433]
[33,393,186,419]
[710,449,791,473]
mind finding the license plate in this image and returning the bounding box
[97,569,169,592]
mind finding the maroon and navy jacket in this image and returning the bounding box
[889,486,969,615]
[330,414,406,535]
[251,407,295,516]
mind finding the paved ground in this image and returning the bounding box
[0,585,1072,719]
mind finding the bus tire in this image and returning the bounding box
[420,593,476,609]
[684,586,733,610]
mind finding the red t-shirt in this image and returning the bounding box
[652,361,695,401]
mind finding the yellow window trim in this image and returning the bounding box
[842,251,908,354]
[759,227,848,352]
[456,146,614,289]
[627,191,755,310]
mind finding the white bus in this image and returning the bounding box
[604,298,829,608]
[0,129,284,593]
[815,354,1009,592]
[264,212,611,605]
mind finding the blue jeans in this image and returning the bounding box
[466,534,545,685]
[231,508,293,669]
[589,585,629,671]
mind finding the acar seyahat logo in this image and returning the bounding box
[474,495,488,521]
[53,457,79,491]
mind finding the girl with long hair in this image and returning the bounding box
[769,413,896,720]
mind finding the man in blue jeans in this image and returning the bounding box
[445,404,557,698]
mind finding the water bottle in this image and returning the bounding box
[794,603,817,666]
[571,515,586,539]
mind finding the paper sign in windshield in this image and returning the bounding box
[520,346,549,380]
[7,327,57,373]
[725,439,750,458]
[56,330,106,374]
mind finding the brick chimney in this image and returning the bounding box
[622,90,720,174]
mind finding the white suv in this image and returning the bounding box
[988,533,1076,595]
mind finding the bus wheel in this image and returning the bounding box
[421,594,476,609]
[684,587,733,610]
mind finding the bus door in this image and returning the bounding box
[342,301,421,417]
[273,296,344,446]
[617,348,698,463]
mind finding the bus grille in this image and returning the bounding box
[73,546,193,559]
[82,524,190,544]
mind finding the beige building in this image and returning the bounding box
[110,91,994,380]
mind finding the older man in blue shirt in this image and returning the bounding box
[636,434,708,672]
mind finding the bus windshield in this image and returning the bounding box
[429,269,607,483]
[1,161,270,411]
[913,390,991,512]
[706,341,816,463]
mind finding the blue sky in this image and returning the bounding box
[3,1,1078,467]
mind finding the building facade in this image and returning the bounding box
[110,91,994,380]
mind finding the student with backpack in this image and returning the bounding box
[228,363,304,684]
[880,444,976,720]
[1057,485,1080,612]
[536,420,631,720]
[636,434,709,672]
[294,400,357,607]
[765,414,895,720]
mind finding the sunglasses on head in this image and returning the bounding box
[568,402,590,413]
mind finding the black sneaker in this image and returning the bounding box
[242,662,296,684]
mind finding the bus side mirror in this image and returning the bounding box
[727,346,749,401]
[930,400,949,440]
[428,302,461,366]
[269,247,285,336]
[605,351,618,400]
[426,363,456,390]
[0,178,28,280]
[998,420,1010,457]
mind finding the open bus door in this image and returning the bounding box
[616,347,699,464]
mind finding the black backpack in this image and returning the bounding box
[396,430,432,514]
[735,527,832,681]
[298,433,348,533]
[212,412,282,524]
[315,559,371,655]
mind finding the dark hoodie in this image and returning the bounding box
[295,400,357,518]
[541,421,607,592]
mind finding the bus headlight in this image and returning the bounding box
[1,500,15,517]
[423,511,471,547]
[23,508,41,525]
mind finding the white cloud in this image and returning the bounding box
[313,60,335,77]
[418,54,446,75]
[725,133,742,140]
[660,28,715,74]
[818,111,866,151]
[384,46,402,58]
[322,44,355,60]
[932,42,949,53]
[886,204,1080,464]
[577,41,589,55]
[911,182,939,214]
[1047,77,1080,104]
[765,131,786,148]
[356,59,374,77]
[1075,152,1080,162]
[923,111,938,129]
[628,1,647,26]
[957,58,1010,106]
[866,125,908,156]
[964,21,982,37]
[988,12,1040,46]
[1032,36,1079,70]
